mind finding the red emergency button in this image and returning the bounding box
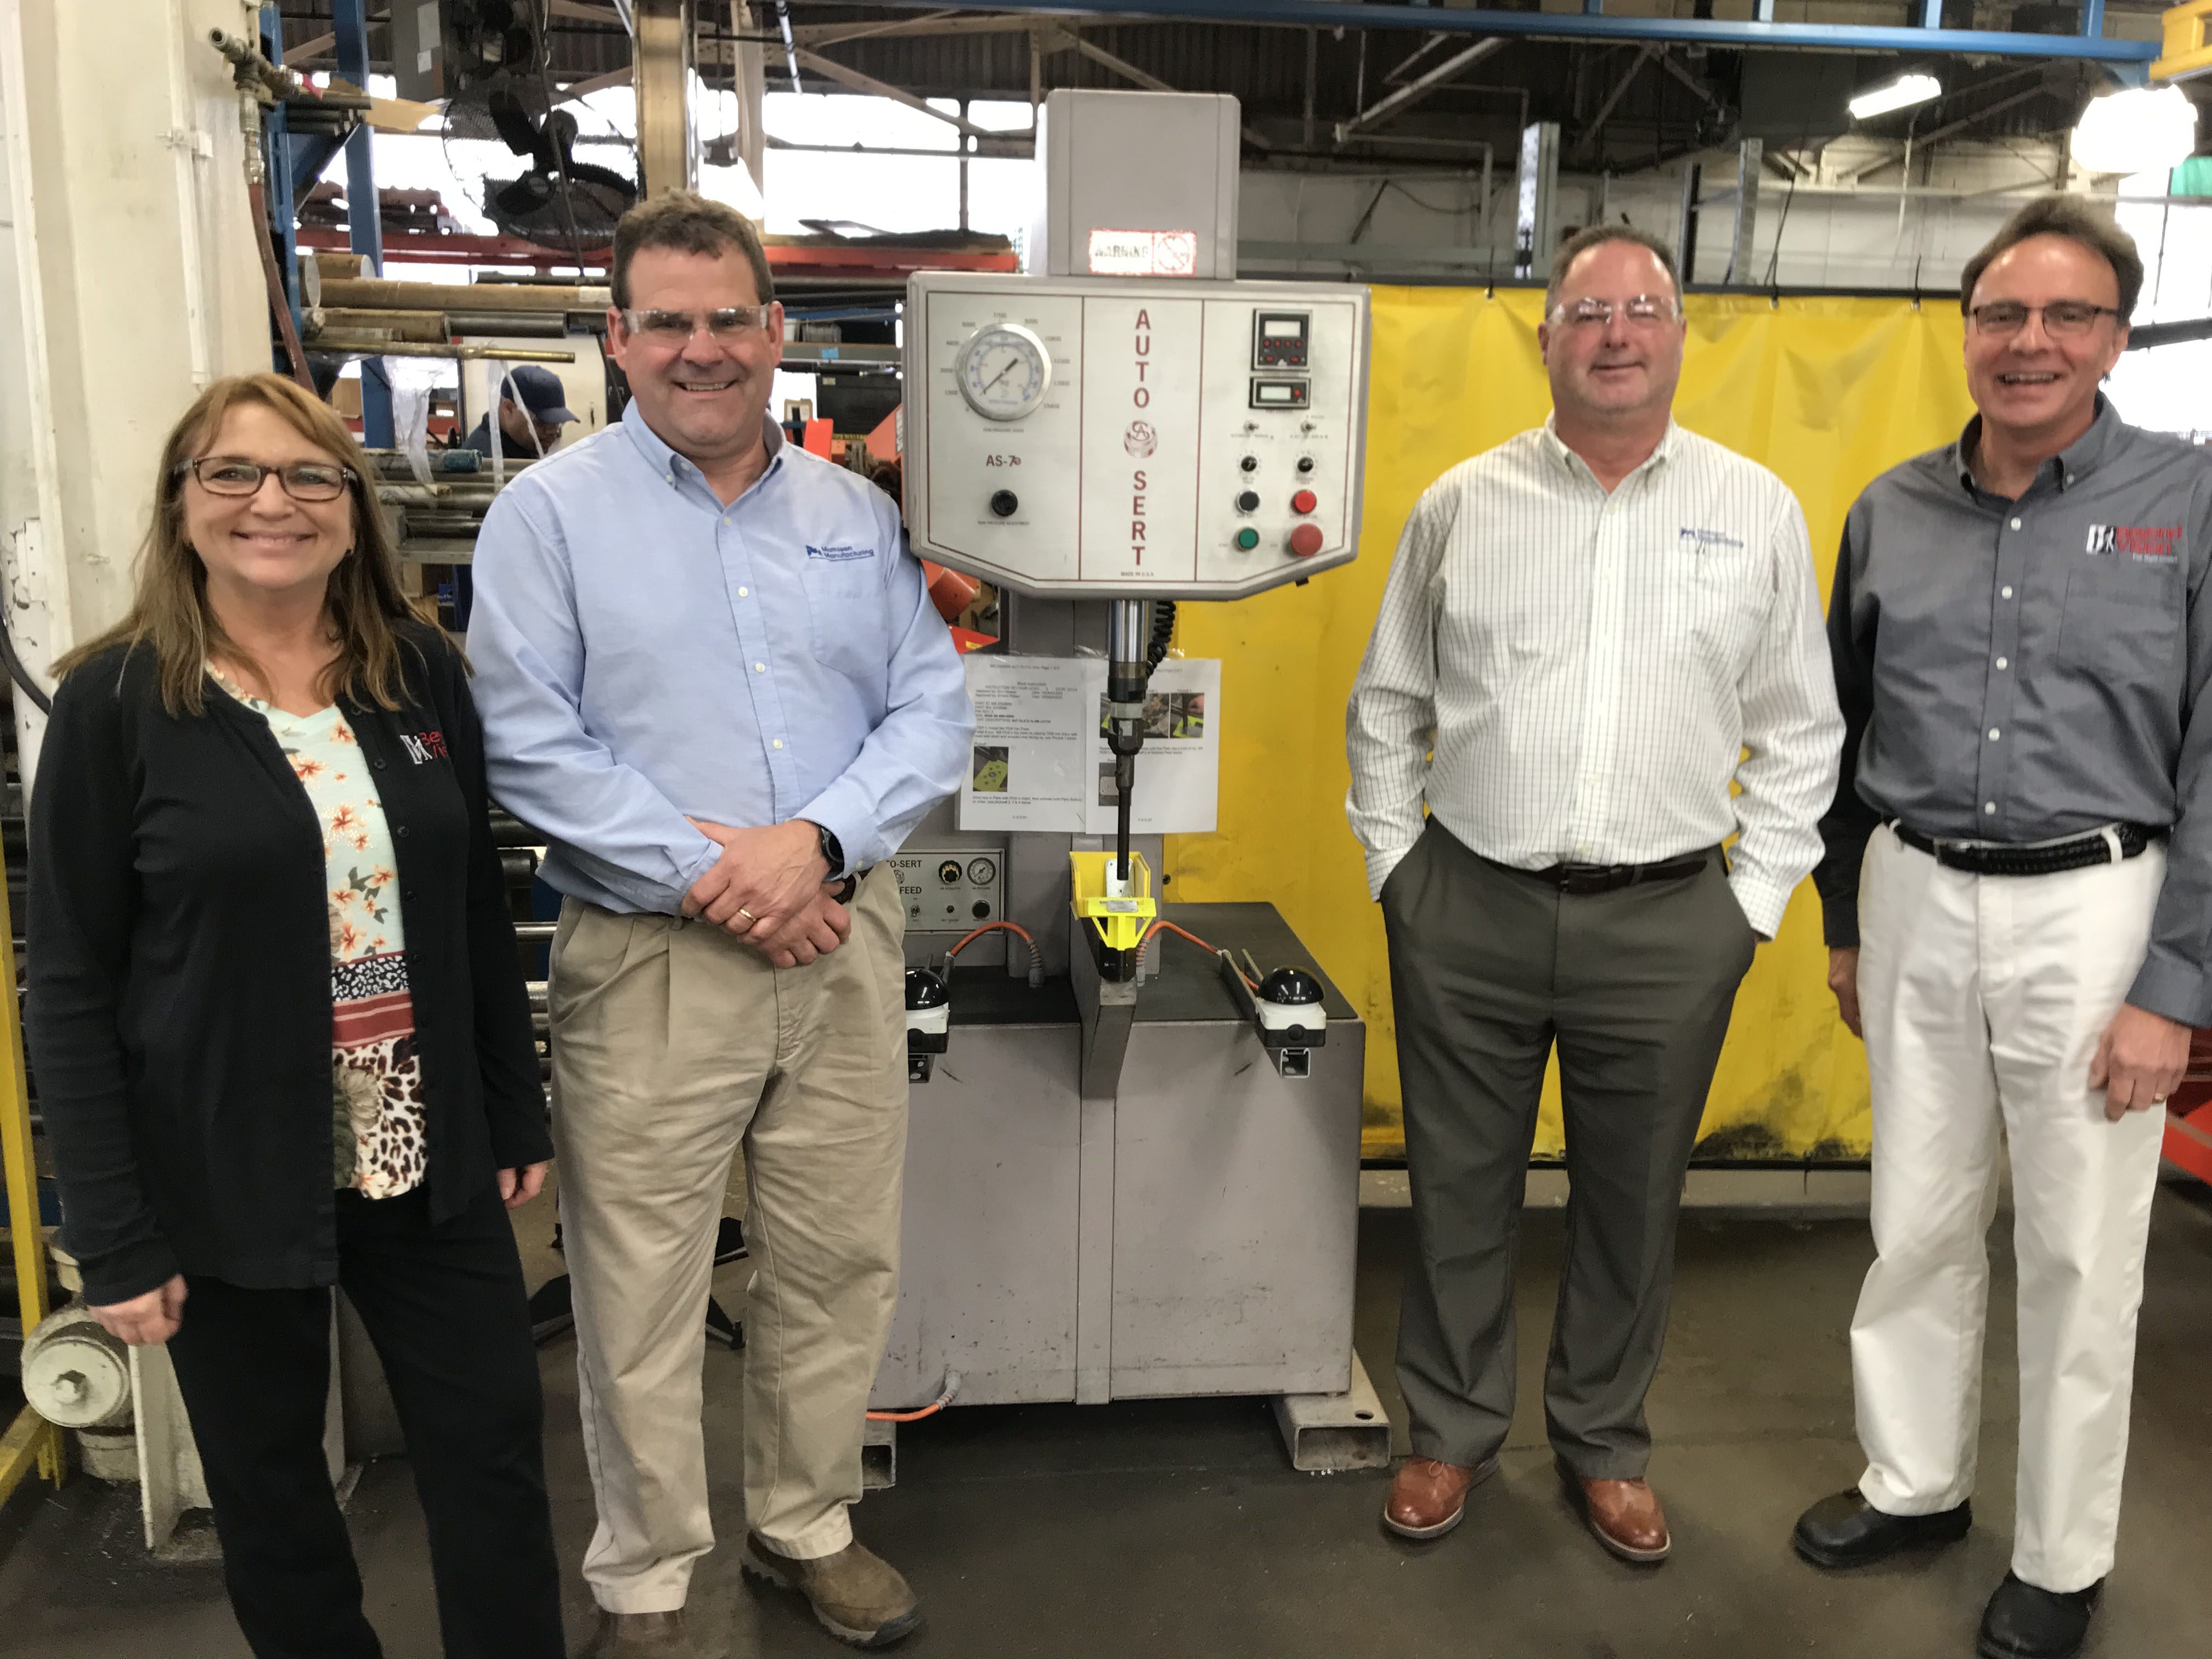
[1291,488,1318,515]
[1288,523,1325,557]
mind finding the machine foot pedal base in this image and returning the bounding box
[1272,1350,1392,1472]
[861,1417,896,1491]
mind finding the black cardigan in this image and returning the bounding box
[26,622,551,1306]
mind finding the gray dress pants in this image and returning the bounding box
[1383,820,1757,1479]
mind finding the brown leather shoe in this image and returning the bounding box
[1571,1475,1672,1564]
[1382,1454,1499,1540]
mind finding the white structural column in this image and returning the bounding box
[0,0,267,785]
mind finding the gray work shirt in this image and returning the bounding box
[1813,397,2212,1026]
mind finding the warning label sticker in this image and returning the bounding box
[1087,229,1199,277]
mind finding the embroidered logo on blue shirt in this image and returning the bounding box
[1679,528,1746,551]
[805,544,876,563]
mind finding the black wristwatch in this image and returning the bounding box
[812,821,846,880]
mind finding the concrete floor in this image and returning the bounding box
[4,1181,2210,1659]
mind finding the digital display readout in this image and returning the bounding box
[1252,309,1313,370]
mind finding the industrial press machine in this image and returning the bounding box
[867,89,1386,1477]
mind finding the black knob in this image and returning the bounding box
[1296,455,1316,474]
[990,489,1019,517]
[1234,490,1261,514]
[972,900,991,919]
[905,966,949,1010]
[1239,455,1258,472]
[1259,967,1324,1006]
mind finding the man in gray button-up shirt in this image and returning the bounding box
[1793,198,2212,1659]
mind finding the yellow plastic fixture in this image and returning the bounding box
[1069,850,1156,952]
[2154,1,2212,83]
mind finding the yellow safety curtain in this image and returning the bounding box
[1164,287,1978,1160]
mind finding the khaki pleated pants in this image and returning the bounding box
[548,872,908,1614]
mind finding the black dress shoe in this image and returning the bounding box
[1791,1489,1972,1568]
[1977,1572,2101,1659]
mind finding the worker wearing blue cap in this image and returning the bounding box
[464,364,577,459]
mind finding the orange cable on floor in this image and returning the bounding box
[867,1371,961,1423]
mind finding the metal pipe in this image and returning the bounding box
[309,338,578,363]
[870,1,2160,64]
[319,276,612,312]
[445,312,572,337]
[1336,36,1505,142]
[308,306,454,342]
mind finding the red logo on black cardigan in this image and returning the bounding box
[400,731,449,764]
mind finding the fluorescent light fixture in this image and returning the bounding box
[2069,86,2199,177]
[1849,74,1943,121]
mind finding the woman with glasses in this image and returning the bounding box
[26,372,564,1658]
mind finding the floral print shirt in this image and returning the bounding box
[212,670,426,1199]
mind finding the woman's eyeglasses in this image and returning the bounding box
[179,458,356,502]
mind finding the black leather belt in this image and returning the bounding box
[1889,820,2160,877]
[1516,849,1716,896]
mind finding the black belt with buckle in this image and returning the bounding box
[832,865,874,905]
[1520,849,1716,896]
[1889,820,2160,877]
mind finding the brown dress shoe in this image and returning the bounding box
[1572,1476,1672,1564]
[1382,1454,1499,1540]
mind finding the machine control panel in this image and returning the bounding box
[1252,311,1310,368]
[889,849,1005,933]
[905,273,1370,599]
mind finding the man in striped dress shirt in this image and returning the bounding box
[1345,225,1842,1562]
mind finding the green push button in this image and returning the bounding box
[1234,527,1260,550]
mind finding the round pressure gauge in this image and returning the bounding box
[956,323,1052,421]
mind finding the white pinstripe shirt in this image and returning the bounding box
[1345,419,1843,938]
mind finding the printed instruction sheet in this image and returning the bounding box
[958,654,1221,835]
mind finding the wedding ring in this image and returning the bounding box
[737,907,756,923]
[2153,1093,2169,1104]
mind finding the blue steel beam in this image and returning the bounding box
[333,0,393,447]
[289,132,347,201]
[859,1,2160,63]
[258,5,303,371]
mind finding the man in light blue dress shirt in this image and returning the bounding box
[468,192,970,1658]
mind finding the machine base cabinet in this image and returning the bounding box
[869,904,1386,1482]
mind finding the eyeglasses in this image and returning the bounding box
[1549,295,1681,329]
[1967,301,2124,338]
[179,457,356,501]
[618,306,776,343]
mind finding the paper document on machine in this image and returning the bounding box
[1086,655,1220,836]
[957,654,1222,834]
[958,656,1093,831]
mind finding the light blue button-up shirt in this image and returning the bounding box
[466,402,974,915]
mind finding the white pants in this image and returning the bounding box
[1852,824,2168,1593]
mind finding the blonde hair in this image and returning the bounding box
[54,372,436,716]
